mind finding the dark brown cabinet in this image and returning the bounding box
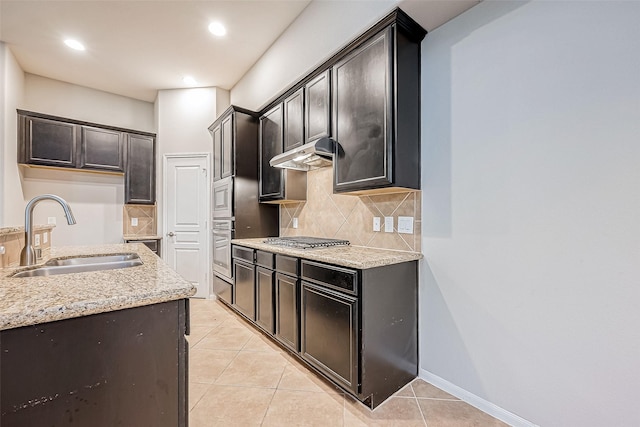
[19,114,77,168]
[79,126,124,172]
[221,114,234,178]
[275,272,299,352]
[228,243,418,409]
[1,300,188,427]
[332,22,423,194]
[211,124,222,180]
[17,110,156,204]
[233,259,256,320]
[305,70,331,143]
[256,250,276,333]
[284,88,304,151]
[301,281,358,393]
[259,103,284,201]
[125,134,156,204]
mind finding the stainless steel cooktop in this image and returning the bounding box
[263,236,350,249]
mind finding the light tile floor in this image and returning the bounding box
[188,298,509,426]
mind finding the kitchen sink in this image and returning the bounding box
[12,253,143,278]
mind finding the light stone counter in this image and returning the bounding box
[231,238,423,269]
[0,243,195,331]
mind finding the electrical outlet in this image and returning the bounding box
[398,216,414,234]
[47,216,56,225]
[373,217,381,232]
[292,217,299,229]
[34,234,41,246]
[384,216,394,233]
[131,217,139,227]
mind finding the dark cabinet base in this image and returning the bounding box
[0,300,189,427]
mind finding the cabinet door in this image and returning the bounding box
[284,88,304,151]
[259,104,284,200]
[333,28,393,193]
[275,272,299,352]
[256,267,275,334]
[23,116,77,167]
[233,260,256,320]
[305,70,331,143]
[221,114,234,178]
[125,134,156,204]
[301,281,359,393]
[79,126,124,172]
[211,124,222,181]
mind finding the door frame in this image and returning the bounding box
[162,152,211,298]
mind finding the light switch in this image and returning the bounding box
[48,216,56,225]
[292,217,299,229]
[373,217,381,232]
[384,216,394,233]
[43,232,48,244]
[131,217,139,227]
[34,234,41,246]
[398,216,414,234]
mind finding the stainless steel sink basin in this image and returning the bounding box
[12,253,143,278]
[44,253,140,266]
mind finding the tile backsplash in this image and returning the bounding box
[280,168,421,252]
[0,227,53,268]
[123,204,157,237]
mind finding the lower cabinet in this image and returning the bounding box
[256,267,275,333]
[229,244,418,409]
[233,259,255,320]
[275,272,299,352]
[300,281,358,393]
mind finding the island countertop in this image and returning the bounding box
[231,238,423,269]
[0,243,195,331]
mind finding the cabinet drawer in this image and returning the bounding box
[232,245,254,263]
[276,254,299,276]
[301,260,357,295]
[256,250,275,269]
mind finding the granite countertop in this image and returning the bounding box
[231,238,423,269]
[123,234,162,240]
[0,243,195,331]
[0,224,55,236]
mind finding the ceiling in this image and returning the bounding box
[0,0,479,103]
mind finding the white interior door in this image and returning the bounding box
[164,154,210,298]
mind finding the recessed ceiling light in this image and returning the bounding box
[183,76,197,85]
[64,39,85,51]
[208,22,227,37]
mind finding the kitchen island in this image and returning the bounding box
[230,238,422,408]
[0,243,195,427]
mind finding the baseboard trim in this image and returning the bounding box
[419,368,538,427]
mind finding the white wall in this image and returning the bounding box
[421,1,640,426]
[155,87,225,234]
[1,44,25,227]
[230,0,397,111]
[4,74,155,245]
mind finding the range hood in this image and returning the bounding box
[269,137,335,171]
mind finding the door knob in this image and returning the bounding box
[167,232,175,237]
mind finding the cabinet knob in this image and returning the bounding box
[167,232,175,237]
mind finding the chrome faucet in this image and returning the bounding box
[20,194,76,266]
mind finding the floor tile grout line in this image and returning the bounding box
[412,382,429,427]
[259,361,289,426]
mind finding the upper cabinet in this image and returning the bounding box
[79,126,125,172]
[209,106,261,183]
[332,18,424,194]
[124,134,156,204]
[255,8,425,196]
[259,104,284,201]
[18,114,78,168]
[17,110,156,204]
[259,104,307,203]
[305,70,331,144]
[284,88,304,151]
